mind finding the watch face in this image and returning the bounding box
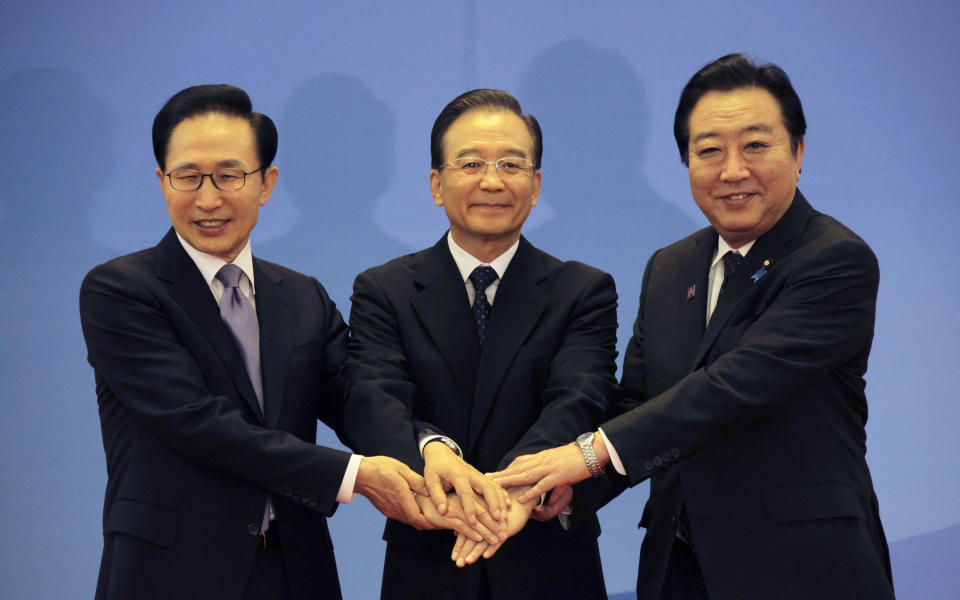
[577,432,594,445]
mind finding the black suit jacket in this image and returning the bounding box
[80,229,351,600]
[601,191,894,599]
[345,235,618,599]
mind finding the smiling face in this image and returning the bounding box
[430,109,541,260]
[157,112,278,262]
[687,87,804,248]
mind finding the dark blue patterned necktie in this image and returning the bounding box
[469,266,498,346]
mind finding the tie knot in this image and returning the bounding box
[469,266,498,294]
[722,251,743,276]
[216,263,244,288]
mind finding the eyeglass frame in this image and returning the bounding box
[164,166,265,192]
[437,156,536,178]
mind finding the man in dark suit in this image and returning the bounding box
[492,55,895,599]
[80,84,432,600]
[344,89,619,599]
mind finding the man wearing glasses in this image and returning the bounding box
[80,84,434,600]
[345,89,618,599]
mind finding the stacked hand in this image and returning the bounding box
[354,455,431,530]
[422,441,510,542]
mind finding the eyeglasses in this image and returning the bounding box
[438,157,535,178]
[165,166,264,191]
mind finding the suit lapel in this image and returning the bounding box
[410,237,480,410]
[693,190,812,368]
[155,229,264,423]
[469,238,549,449]
[254,259,294,430]
[678,229,714,371]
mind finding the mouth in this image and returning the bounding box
[194,218,230,231]
[471,202,511,210]
[718,192,756,204]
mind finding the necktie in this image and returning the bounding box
[215,264,263,407]
[719,250,743,298]
[469,266,498,346]
[215,264,270,534]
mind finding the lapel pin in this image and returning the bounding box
[686,284,696,300]
[751,259,773,283]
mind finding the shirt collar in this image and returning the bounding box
[175,231,256,293]
[446,232,519,282]
[711,236,757,270]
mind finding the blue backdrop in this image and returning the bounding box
[2,1,957,597]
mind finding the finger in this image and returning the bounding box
[426,475,449,515]
[516,478,552,504]
[471,473,505,521]
[473,508,505,543]
[395,463,428,496]
[451,532,468,561]
[398,492,432,530]
[481,540,503,560]
[458,539,485,567]
[450,476,478,524]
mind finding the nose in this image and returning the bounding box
[478,162,505,190]
[720,152,750,182]
[195,177,223,210]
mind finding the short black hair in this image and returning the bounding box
[674,53,806,166]
[430,89,542,169]
[152,84,278,171]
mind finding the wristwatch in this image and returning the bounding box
[576,432,604,478]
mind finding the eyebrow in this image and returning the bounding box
[169,159,246,170]
[453,147,529,159]
[692,123,775,144]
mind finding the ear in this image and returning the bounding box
[794,138,805,181]
[258,166,279,206]
[430,169,444,207]
[156,167,165,186]
[530,169,542,206]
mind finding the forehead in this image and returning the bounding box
[688,87,785,137]
[442,109,533,156]
[166,112,257,165]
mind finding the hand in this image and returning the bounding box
[531,483,573,522]
[414,492,501,545]
[489,439,604,504]
[423,441,509,530]
[354,455,431,530]
[450,485,535,567]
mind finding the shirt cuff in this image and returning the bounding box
[598,427,626,476]
[337,454,364,504]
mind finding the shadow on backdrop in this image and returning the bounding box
[0,67,115,598]
[265,73,412,313]
[518,39,696,349]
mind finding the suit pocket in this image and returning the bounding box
[762,484,865,523]
[105,498,180,547]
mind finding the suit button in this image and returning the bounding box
[671,448,680,458]
[671,515,678,527]
[661,452,671,462]
[309,496,319,507]
[653,456,663,466]
[644,460,654,471]
[282,487,293,498]
[246,522,260,536]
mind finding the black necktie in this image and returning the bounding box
[719,250,743,297]
[469,266,498,346]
